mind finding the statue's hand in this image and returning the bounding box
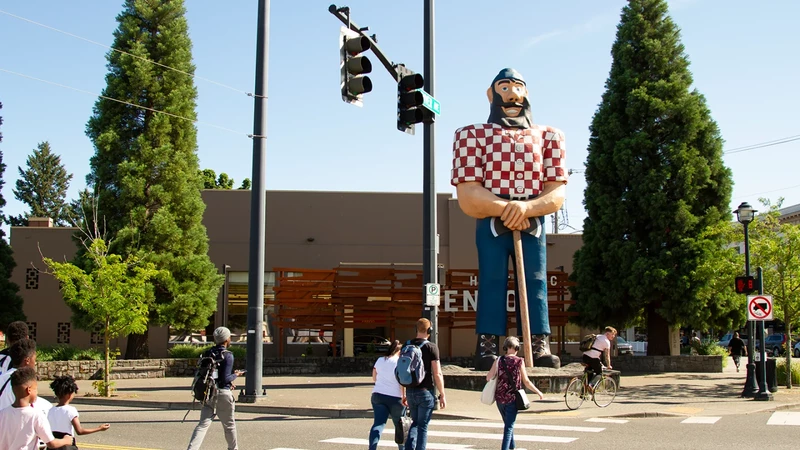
[501,201,529,230]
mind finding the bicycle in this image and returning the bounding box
[564,365,617,410]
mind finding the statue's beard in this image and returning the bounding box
[487,94,533,129]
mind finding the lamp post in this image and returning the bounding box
[735,201,759,398]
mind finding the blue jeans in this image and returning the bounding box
[404,388,435,450]
[369,392,405,450]
[496,401,518,450]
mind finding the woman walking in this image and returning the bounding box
[368,340,406,450]
[486,336,544,450]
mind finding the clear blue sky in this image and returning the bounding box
[1,0,798,237]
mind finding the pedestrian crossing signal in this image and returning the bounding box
[735,276,756,294]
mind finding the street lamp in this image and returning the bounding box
[735,202,759,398]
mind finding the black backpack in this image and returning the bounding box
[190,347,227,406]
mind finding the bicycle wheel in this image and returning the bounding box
[564,377,585,410]
[592,376,617,407]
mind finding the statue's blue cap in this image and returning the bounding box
[491,68,526,86]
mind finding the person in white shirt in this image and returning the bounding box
[581,326,617,388]
[0,367,73,450]
[0,338,38,410]
[48,375,110,446]
[0,321,29,376]
[368,340,405,450]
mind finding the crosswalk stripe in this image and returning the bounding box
[767,411,800,425]
[80,445,162,450]
[681,416,721,424]
[391,419,604,433]
[586,417,629,424]
[321,437,474,449]
[414,430,577,443]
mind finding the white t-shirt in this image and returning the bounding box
[48,404,78,436]
[583,334,611,359]
[0,369,16,410]
[372,355,403,398]
[0,404,56,450]
[0,351,12,375]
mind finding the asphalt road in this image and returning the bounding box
[69,404,800,450]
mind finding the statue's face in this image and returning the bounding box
[487,79,528,117]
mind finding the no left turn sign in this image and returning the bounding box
[747,295,773,321]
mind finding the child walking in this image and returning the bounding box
[48,375,110,446]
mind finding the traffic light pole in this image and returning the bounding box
[241,0,269,403]
[421,0,438,344]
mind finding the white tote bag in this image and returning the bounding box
[480,374,498,405]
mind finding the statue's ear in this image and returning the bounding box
[486,86,493,104]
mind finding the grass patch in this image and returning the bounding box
[37,345,103,361]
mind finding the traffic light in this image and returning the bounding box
[735,275,756,294]
[397,66,434,135]
[340,27,372,106]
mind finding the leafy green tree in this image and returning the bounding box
[199,169,234,189]
[10,142,73,226]
[571,0,733,355]
[750,199,800,388]
[85,0,222,358]
[238,178,251,190]
[43,238,159,396]
[0,101,26,330]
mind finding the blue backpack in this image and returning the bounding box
[395,339,428,387]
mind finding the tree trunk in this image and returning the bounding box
[104,319,110,397]
[646,300,671,356]
[785,308,792,389]
[125,329,150,359]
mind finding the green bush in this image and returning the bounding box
[696,340,729,368]
[168,344,247,361]
[37,345,103,361]
[776,359,800,385]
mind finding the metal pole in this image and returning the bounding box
[755,266,773,400]
[242,0,269,403]
[741,221,759,398]
[421,0,438,343]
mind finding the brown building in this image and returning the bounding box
[10,190,585,358]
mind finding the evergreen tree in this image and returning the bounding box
[11,141,73,226]
[85,0,222,357]
[238,178,251,190]
[571,0,732,355]
[199,168,234,189]
[0,101,27,330]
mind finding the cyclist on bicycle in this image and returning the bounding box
[582,326,617,390]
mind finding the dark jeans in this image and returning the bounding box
[369,392,405,450]
[582,354,603,383]
[496,401,518,450]
[405,388,435,450]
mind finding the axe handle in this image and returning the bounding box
[513,230,534,369]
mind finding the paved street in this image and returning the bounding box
[71,404,800,449]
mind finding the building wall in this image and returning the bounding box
[11,190,583,358]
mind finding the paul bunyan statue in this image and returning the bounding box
[451,68,568,370]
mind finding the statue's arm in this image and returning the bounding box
[456,182,508,219]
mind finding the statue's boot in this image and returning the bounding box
[531,334,561,369]
[474,334,499,371]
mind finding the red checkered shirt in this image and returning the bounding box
[451,123,568,199]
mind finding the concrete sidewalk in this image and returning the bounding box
[42,357,800,422]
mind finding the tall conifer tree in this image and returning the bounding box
[11,141,73,226]
[0,101,27,330]
[85,0,221,357]
[572,0,732,354]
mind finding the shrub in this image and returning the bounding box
[37,345,103,361]
[776,359,800,385]
[696,340,729,368]
[168,344,246,361]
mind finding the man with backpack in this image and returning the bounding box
[186,327,244,450]
[396,318,446,450]
[581,327,617,389]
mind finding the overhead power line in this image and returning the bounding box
[0,68,249,137]
[0,8,251,96]
[724,135,800,154]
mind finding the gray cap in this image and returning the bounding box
[213,326,232,344]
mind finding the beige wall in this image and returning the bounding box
[11,190,583,358]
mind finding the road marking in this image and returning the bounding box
[767,411,800,425]
[80,444,163,450]
[681,416,721,424]
[586,417,629,424]
[413,430,576,443]
[321,437,474,449]
[398,419,604,433]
